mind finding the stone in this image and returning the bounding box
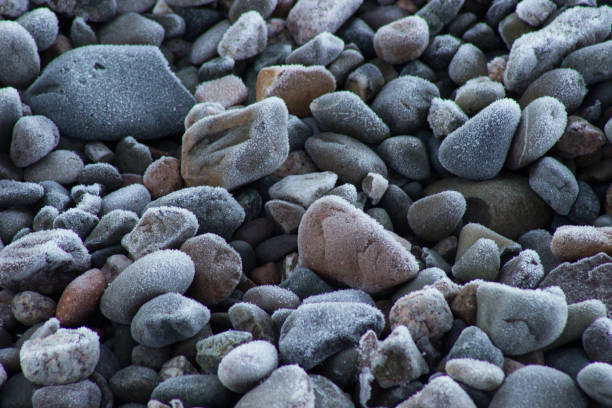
[78,163,123,192]
[516,0,556,26]
[0,208,32,243]
[518,68,587,113]
[448,43,488,85]
[243,286,301,313]
[582,317,612,363]
[130,293,210,348]
[145,186,245,239]
[477,283,568,355]
[438,99,521,180]
[11,291,56,326]
[24,149,84,185]
[196,330,253,374]
[101,184,151,216]
[361,172,388,205]
[23,45,195,141]
[373,15,429,64]
[0,21,40,88]
[20,322,100,385]
[423,34,462,70]
[184,102,225,129]
[229,0,278,21]
[498,249,544,289]
[70,16,97,46]
[56,268,106,327]
[377,136,430,180]
[218,340,278,393]
[454,77,506,115]
[298,196,419,293]
[109,365,158,404]
[286,31,344,66]
[556,116,607,159]
[305,133,387,185]
[217,11,267,60]
[287,0,363,45]
[269,171,337,208]
[100,250,195,324]
[576,362,612,406]
[279,267,334,299]
[371,75,439,134]
[548,226,612,262]
[547,299,608,349]
[452,238,500,282]
[310,91,389,144]
[256,65,336,117]
[561,40,612,85]
[345,63,385,102]
[303,289,375,306]
[114,136,152,175]
[407,191,466,242]
[189,20,231,66]
[195,75,247,108]
[265,199,305,233]
[84,209,138,251]
[10,115,59,168]
[448,325,505,367]
[235,365,314,407]
[310,374,354,408]
[151,374,233,408]
[390,287,453,341]
[0,180,43,207]
[446,358,505,391]
[0,87,22,149]
[181,97,289,191]
[279,302,384,370]
[503,6,612,92]
[489,366,586,408]
[229,302,276,343]
[52,209,99,239]
[327,48,364,84]
[397,376,476,408]
[33,205,59,231]
[32,380,101,408]
[568,181,600,225]
[121,206,198,259]
[99,13,164,45]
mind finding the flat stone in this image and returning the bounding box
[287,0,363,44]
[98,13,164,45]
[265,199,305,234]
[547,299,608,349]
[298,196,419,293]
[181,97,289,191]
[529,157,578,214]
[243,285,301,313]
[24,149,84,185]
[101,183,151,216]
[23,45,195,141]
[377,136,430,180]
[269,171,337,208]
[84,209,138,251]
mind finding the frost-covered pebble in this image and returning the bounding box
[196,330,253,374]
[229,302,276,343]
[151,374,233,408]
[287,0,362,45]
[373,15,429,65]
[376,136,430,180]
[529,156,579,215]
[361,172,388,206]
[448,43,488,85]
[11,291,56,326]
[195,74,247,108]
[0,179,44,208]
[235,365,315,408]
[16,7,59,51]
[286,31,344,66]
[582,317,612,363]
[101,183,151,216]
[109,365,158,404]
[24,150,84,186]
[243,285,301,313]
[265,199,305,234]
[0,21,40,88]
[454,76,505,115]
[345,63,385,102]
[518,68,587,112]
[498,249,544,288]
[218,11,267,60]
[390,287,453,341]
[218,340,278,393]
[446,358,505,391]
[447,326,504,367]
[99,12,164,45]
[577,362,612,406]
[32,380,101,408]
[53,208,99,239]
[452,238,500,282]
[427,98,469,138]
[515,0,556,26]
[398,375,476,408]
[407,191,466,242]
[269,171,337,208]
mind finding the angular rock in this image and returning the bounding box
[217,11,267,61]
[287,0,363,44]
[285,32,344,66]
[269,171,337,208]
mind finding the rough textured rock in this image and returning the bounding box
[373,16,429,65]
[287,0,363,45]
[549,226,612,262]
[0,21,40,88]
[407,191,466,242]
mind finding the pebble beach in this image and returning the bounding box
[0,0,611,407]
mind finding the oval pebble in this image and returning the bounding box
[376,136,430,180]
[10,115,59,169]
[446,358,505,391]
[243,285,301,313]
[218,340,278,393]
[390,287,453,341]
[56,268,106,327]
[16,7,59,51]
[373,15,429,65]
[285,31,344,66]
[407,191,466,242]
[0,21,40,88]
[24,150,84,186]
[519,68,587,112]
[576,362,612,406]
[217,11,267,60]
[528,156,578,215]
[235,365,315,408]
[99,12,164,46]
[582,317,612,363]
[151,374,234,408]
[32,380,101,408]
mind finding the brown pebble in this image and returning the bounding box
[56,268,107,327]
[121,173,142,186]
[249,262,281,285]
[143,156,183,199]
[194,75,248,108]
[256,65,336,117]
[556,116,606,159]
[550,225,612,261]
[450,280,483,325]
[233,217,277,248]
[271,150,319,178]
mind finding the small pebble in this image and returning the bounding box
[32,380,101,408]
[114,136,152,175]
[344,63,385,102]
[556,115,607,159]
[218,11,267,60]
[448,43,488,86]
[0,21,40,88]
[398,375,476,408]
[515,0,556,26]
[194,74,248,108]
[24,149,84,186]
[243,285,301,313]
[109,365,158,404]
[452,238,500,282]
[446,358,505,391]
[498,249,544,288]
[10,115,59,168]
[390,287,453,341]
[10,290,56,326]
[407,191,466,242]
[84,209,139,251]
[582,317,612,363]
[218,340,278,393]
[287,0,362,44]
[269,171,337,208]
[361,172,388,205]
[229,302,276,343]
[373,15,429,64]
[16,7,59,51]
[454,76,506,115]
[519,68,587,112]
[99,13,164,46]
[53,208,99,239]
[56,268,106,327]
[576,362,612,406]
[286,31,344,66]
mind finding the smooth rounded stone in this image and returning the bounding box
[21,323,100,385]
[234,217,276,247]
[268,171,337,208]
[285,31,343,66]
[490,365,586,408]
[0,87,22,148]
[328,48,364,84]
[454,223,521,262]
[235,364,314,407]
[79,163,123,192]
[452,238,500,283]
[568,181,600,225]
[498,249,544,289]
[462,22,500,51]
[24,45,195,141]
[243,286,301,313]
[577,362,612,406]
[0,21,40,88]
[400,60,436,83]
[390,287,453,341]
[519,69,587,113]
[255,234,298,263]
[448,43,488,86]
[407,191,466,242]
[110,365,158,404]
[56,268,106,327]
[229,302,275,343]
[563,39,612,83]
[0,372,36,408]
[24,149,83,185]
[70,16,97,46]
[0,228,90,294]
[476,283,568,355]
[446,358,505,391]
[529,156,578,215]
[150,375,232,408]
[0,208,32,243]
[100,250,195,324]
[279,267,333,299]
[52,208,99,239]
[438,98,521,180]
[217,11,266,61]
[145,186,244,240]
[11,291,56,326]
[545,347,590,381]
[196,330,253,374]
[228,0,277,21]
[583,317,612,363]
[0,180,43,208]
[305,133,387,185]
[310,91,389,144]
[448,326,505,368]
[98,13,163,46]
[184,102,225,129]
[397,375,476,408]
[146,12,185,39]
[503,6,612,92]
[507,97,567,170]
[298,196,418,293]
[516,0,556,26]
[197,56,235,83]
[345,63,385,103]
[182,97,288,191]
[371,75,439,135]
[114,136,152,175]
[373,15,429,65]
[40,180,71,211]
[454,77,506,116]
[84,209,138,251]
[100,184,151,216]
[16,7,59,51]
[367,207,393,231]
[217,340,278,393]
[310,374,354,408]
[547,299,607,349]
[130,293,210,348]
[422,34,461,70]
[33,205,59,231]
[32,380,101,408]
[265,199,305,234]
[287,0,362,45]
[377,136,430,180]
[325,183,358,206]
[187,21,229,67]
[195,74,247,108]
[303,289,375,306]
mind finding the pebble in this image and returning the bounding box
[20,321,100,385]
[518,68,587,112]
[423,34,461,70]
[390,287,453,341]
[53,208,99,239]
[392,267,446,301]
[455,223,521,261]
[0,21,40,88]
[109,365,158,404]
[255,234,298,263]
[489,365,586,408]
[361,172,388,205]
[24,45,195,141]
[217,11,267,60]
[195,74,247,108]
[498,249,544,289]
[40,180,72,211]
[407,191,466,242]
[145,186,245,239]
[452,238,500,282]
[100,249,195,324]
[448,325,505,367]
[576,362,612,406]
[503,6,612,92]
[98,13,164,45]
[10,290,56,326]
[243,285,301,313]
[32,205,59,231]
[84,209,138,251]
[217,340,278,393]
[438,98,521,180]
[328,48,364,84]
[371,75,439,134]
[195,330,252,374]
[101,183,151,216]
[189,19,230,65]
[56,268,106,327]
[582,317,612,363]
[549,225,612,262]
[298,196,419,293]
[0,87,22,149]
[130,293,210,347]
[376,136,430,180]
[516,0,556,26]
[32,380,101,408]
[150,374,233,408]
[305,133,387,185]
[286,31,343,66]
[265,199,305,233]
[568,181,600,225]
[0,181,40,209]
[345,63,385,102]
[556,115,607,159]
[279,266,333,299]
[269,171,337,208]
[229,302,276,343]
[446,358,505,391]
[397,375,476,408]
[476,283,568,355]
[256,65,336,117]
[181,97,289,191]
[545,347,589,380]
[310,374,353,408]
[547,299,607,349]
[373,15,429,64]
[78,163,123,192]
[303,289,375,306]
[287,0,362,45]
[24,149,84,185]
[448,43,488,86]
[16,7,58,51]
[229,0,278,21]
[70,16,98,46]
[235,365,314,407]
[0,208,32,243]
[114,136,152,175]
[562,40,612,85]
[454,76,506,115]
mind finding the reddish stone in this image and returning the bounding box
[143,156,183,199]
[249,262,280,285]
[556,116,606,159]
[233,218,277,248]
[121,174,142,186]
[56,268,107,327]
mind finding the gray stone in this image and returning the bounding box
[279,267,334,299]
[229,302,276,343]
[562,40,612,85]
[427,97,468,138]
[310,374,354,408]
[84,209,138,251]
[0,21,40,88]
[447,326,504,367]
[53,208,99,239]
[24,45,195,141]
[568,181,600,225]
[269,172,337,208]
[328,49,364,85]
[195,330,253,374]
[286,32,344,66]
[373,15,429,65]
[392,267,447,302]
[40,180,72,211]
[518,229,559,272]
[265,199,305,234]
[101,184,151,216]
[99,13,164,46]
[114,136,152,175]
[345,63,385,102]
[243,286,301,313]
[189,20,230,66]
[303,289,375,306]
[445,358,505,391]
[78,163,123,192]
[16,7,59,51]
[33,205,60,231]
[518,68,587,112]
[529,156,579,215]
[32,380,101,408]
[417,0,466,35]
[109,365,157,404]
[423,34,461,70]
[229,0,277,21]
[576,362,612,406]
[498,249,544,288]
[286,0,362,45]
[217,11,267,61]
[452,238,500,282]
[70,16,98,46]
[377,136,430,180]
[547,299,607,349]
[448,43,488,85]
[0,180,43,208]
[151,374,234,408]
[218,340,278,393]
[545,347,590,380]
[0,87,22,148]
[400,375,476,408]
[407,191,466,242]
[582,317,612,363]
[235,365,315,408]
[515,0,556,26]
[24,150,84,185]
[454,77,506,115]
